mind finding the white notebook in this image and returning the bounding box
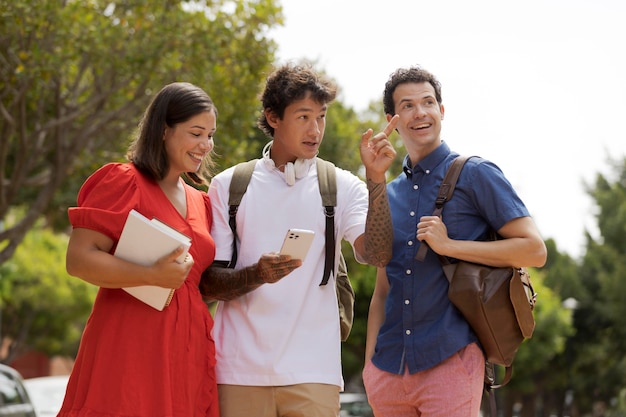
[114,209,191,311]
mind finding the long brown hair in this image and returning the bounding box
[127,82,217,185]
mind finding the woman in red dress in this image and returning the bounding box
[59,82,220,416]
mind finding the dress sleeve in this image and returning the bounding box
[68,163,141,241]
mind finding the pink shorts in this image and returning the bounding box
[363,343,484,417]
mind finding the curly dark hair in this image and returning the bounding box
[383,66,443,116]
[127,82,217,185]
[257,62,338,138]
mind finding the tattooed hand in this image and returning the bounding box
[256,253,302,283]
[199,254,302,301]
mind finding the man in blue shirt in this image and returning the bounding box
[363,66,547,417]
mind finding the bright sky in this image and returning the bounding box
[269,0,626,259]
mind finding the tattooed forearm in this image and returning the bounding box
[363,179,393,267]
[199,264,264,301]
[199,256,300,301]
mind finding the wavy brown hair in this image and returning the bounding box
[257,62,337,138]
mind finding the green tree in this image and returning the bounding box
[0,0,280,264]
[566,156,626,415]
[339,241,377,390]
[495,270,576,417]
[0,212,97,363]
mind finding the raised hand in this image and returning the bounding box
[360,114,399,182]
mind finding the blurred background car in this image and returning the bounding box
[0,363,37,417]
[22,375,69,417]
[340,392,373,417]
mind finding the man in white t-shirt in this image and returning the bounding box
[200,62,397,417]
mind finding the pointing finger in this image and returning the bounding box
[384,114,400,137]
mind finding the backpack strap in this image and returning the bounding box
[414,155,471,262]
[227,157,338,285]
[316,158,337,286]
[412,155,514,415]
[227,159,258,268]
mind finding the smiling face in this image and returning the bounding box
[163,110,216,176]
[389,81,445,163]
[265,92,326,167]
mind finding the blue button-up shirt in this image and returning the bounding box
[372,142,530,375]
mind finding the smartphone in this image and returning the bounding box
[280,229,315,261]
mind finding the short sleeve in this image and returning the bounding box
[207,167,235,262]
[68,163,141,241]
[465,159,530,231]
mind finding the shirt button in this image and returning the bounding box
[405,269,411,275]
[425,169,431,174]
[408,240,414,246]
[413,184,418,190]
[404,299,410,305]
[406,330,411,335]
[409,211,415,217]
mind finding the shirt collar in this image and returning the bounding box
[402,141,452,178]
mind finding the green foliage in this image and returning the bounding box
[503,271,574,392]
[339,241,376,388]
[589,157,626,253]
[565,158,626,413]
[606,388,626,417]
[543,238,584,300]
[523,155,626,416]
[0,217,97,362]
[0,0,281,263]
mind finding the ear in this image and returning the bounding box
[440,104,445,120]
[386,114,394,122]
[265,109,280,129]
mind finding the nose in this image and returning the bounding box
[200,138,214,152]
[309,119,321,135]
[413,105,427,118]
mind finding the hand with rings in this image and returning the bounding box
[360,114,399,182]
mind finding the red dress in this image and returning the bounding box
[58,163,219,417]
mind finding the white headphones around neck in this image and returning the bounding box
[262,141,315,186]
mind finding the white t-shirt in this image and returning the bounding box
[208,158,368,389]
